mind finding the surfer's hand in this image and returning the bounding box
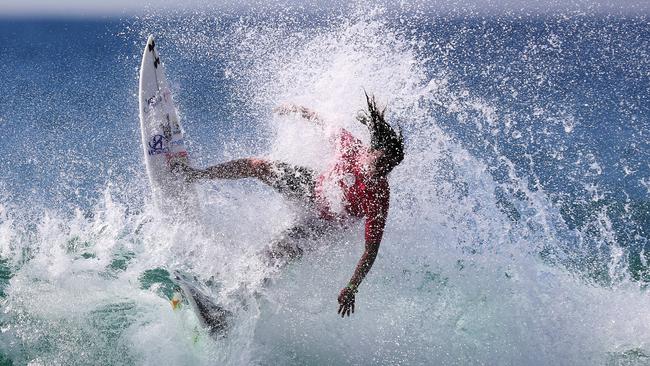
[274,104,322,125]
[337,287,356,317]
[273,103,297,115]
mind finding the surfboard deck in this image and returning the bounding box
[171,271,230,339]
[138,35,198,214]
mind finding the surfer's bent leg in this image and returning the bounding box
[261,220,332,268]
[262,225,309,268]
[263,241,303,268]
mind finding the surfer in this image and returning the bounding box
[175,93,404,318]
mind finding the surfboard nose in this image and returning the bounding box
[146,35,156,52]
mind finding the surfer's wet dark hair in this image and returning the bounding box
[356,92,404,175]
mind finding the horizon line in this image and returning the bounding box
[1,1,649,19]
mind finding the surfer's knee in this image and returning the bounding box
[261,239,304,268]
[245,158,272,178]
[248,158,270,170]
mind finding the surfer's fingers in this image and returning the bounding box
[340,304,350,317]
[273,103,296,115]
[272,106,286,114]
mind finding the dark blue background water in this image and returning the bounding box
[0,12,648,277]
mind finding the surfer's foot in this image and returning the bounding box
[170,160,199,182]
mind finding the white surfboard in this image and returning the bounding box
[138,35,198,214]
[171,271,230,339]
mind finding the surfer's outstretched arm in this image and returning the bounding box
[338,184,389,318]
[273,104,366,151]
[274,103,324,126]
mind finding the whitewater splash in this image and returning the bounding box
[2,5,650,366]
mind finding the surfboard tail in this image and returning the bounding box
[171,271,231,339]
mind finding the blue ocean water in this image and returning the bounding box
[0,5,649,365]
